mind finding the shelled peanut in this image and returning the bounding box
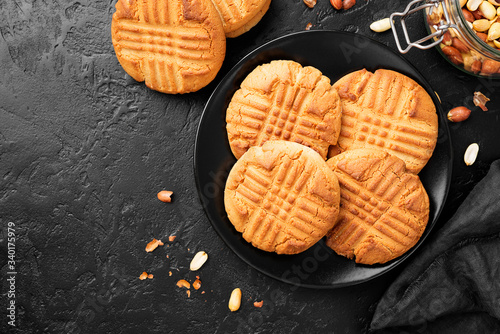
[427,0,500,76]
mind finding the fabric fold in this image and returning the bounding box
[371,160,500,333]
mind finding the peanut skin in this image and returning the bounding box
[447,106,471,122]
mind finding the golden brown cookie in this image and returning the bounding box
[211,0,271,37]
[111,0,226,94]
[225,141,341,255]
[226,60,342,160]
[326,149,430,265]
[330,69,438,173]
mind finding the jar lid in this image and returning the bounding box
[391,0,457,53]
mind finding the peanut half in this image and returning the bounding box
[464,143,479,166]
[473,19,492,32]
[370,18,392,32]
[487,22,500,40]
[228,288,242,312]
[479,1,497,20]
[190,251,208,271]
[467,0,483,12]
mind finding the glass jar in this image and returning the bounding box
[391,0,500,78]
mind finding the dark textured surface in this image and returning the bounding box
[1,1,499,333]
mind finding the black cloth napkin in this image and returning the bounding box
[371,160,500,333]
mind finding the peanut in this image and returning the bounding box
[476,32,488,41]
[442,46,464,64]
[343,0,356,10]
[443,31,452,45]
[467,0,483,12]
[462,8,475,22]
[370,18,392,33]
[472,59,483,72]
[452,37,470,52]
[189,251,208,271]
[471,10,484,20]
[473,19,492,32]
[464,143,479,166]
[464,53,476,70]
[447,106,471,122]
[228,288,242,312]
[481,58,500,73]
[330,0,342,10]
[487,22,500,40]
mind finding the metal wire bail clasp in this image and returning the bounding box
[390,0,456,54]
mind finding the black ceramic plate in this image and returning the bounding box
[194,31,452,288]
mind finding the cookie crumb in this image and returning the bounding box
[157,190,173,202]
[254,300,264,308]
[145,238,164,252]
[176,279,190,289]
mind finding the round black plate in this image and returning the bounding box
[194,31,452,288]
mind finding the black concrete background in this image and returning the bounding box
[1,0,499,333]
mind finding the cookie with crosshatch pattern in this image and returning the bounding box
[211,0,271,37]
[226,60,342,160]
[224,140,340,254]
[328,68,438,174]
[111,0,226,94]
[326,148,430,265]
